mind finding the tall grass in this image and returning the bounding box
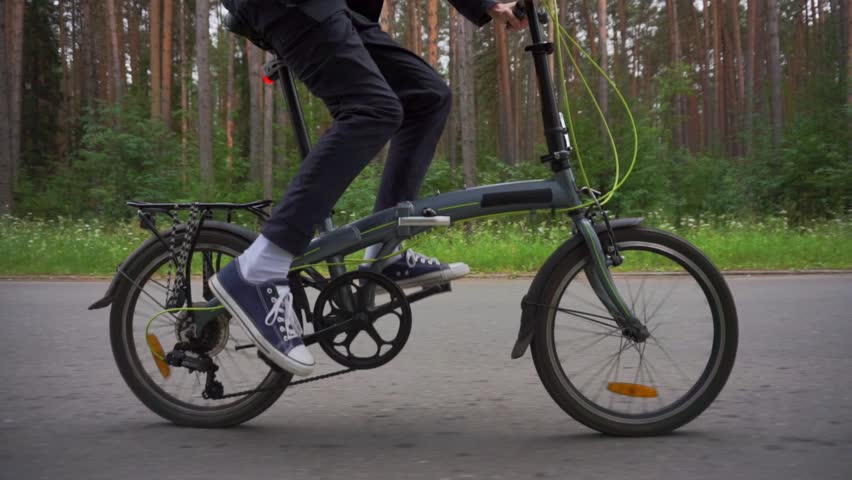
[1,213,849,276]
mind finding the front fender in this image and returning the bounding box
[88,221,258,310]
[510,217,644,359]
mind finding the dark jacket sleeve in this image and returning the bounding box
[451,0,497,27]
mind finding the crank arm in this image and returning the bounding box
[303,317,356,346]
[368,283,452,319]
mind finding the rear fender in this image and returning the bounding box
[510,217,644,358]
[88,221,258,310]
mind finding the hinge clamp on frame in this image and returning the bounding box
[525,42,554,55]
[540,149,573,172]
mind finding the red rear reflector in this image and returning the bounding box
[262,75,274,85]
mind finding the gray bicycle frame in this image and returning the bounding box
[274,0,641,333]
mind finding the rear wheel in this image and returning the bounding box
[530,226,737,436]
[109,226,292,428]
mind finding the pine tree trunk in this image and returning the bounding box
[381,0,395,37]
[0,1,13,213]
[427,0,439,67]
[447,8,459,170]
[581,0,597,60]
[225,33,235,185]
[248,41,263,181]
[263,51,275,200]
[196,0,214,193]
[6,0,24,187]
[713,0,725,142]
[597,0,609,152]
[151,0,162,118]
[702,0,713,150]
[730,0,744,149]
[744,0,756,156]
[106,0,123,105]
[407,0,422,56]
[766,0,783,150]
[457,17,476,187]
[161,0,174,124]
[495,22,516,165]
[128,0,143,87]
[668,0,684,149]
[179,0,189,186]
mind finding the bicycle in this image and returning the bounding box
[91,0,737,436]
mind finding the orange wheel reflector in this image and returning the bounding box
[147,334,171,379]
[607,382,658,398]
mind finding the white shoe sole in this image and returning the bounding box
[209,275,314,377]
[395,262,471,290]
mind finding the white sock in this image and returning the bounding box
[238,234,294,284]
[363,244,402,264]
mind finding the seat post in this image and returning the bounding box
[271,56,344,273]
[274,56,312,162]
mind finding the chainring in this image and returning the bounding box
[312,271,412,370]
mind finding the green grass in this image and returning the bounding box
[0,214,849,276]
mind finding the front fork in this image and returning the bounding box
[556,169,650,343]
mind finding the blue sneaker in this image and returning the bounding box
[374,250,470,289]
[209,258,314,376]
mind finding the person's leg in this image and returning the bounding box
[352,13,452,213]
[350,13,469,287]
[212,3,402,376]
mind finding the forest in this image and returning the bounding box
[0,0,849,227]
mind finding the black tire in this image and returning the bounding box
[530,226,738,436]
[109,226,292,428]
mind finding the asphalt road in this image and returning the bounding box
[1,275,851,480]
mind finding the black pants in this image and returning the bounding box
[239,1,452,255]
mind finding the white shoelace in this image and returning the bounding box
[405,250,439,268]
[264,288,302,340]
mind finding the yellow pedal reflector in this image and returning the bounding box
[607,382,658,398]
[147,334,171,379]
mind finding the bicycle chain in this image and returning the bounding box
[215,368,356,399]
[166,204,201,308]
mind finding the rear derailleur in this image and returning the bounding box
[164,347,224,400]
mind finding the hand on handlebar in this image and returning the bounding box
[488,1,529,32]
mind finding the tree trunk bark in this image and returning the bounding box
[248,41,263,181]
[0,1,13,213]
[161,0,174,124]
[6,0,24,187]
[151,0,162,118]
[226,33,235,185]
[597,0,609,152]
[196,0,214,193]
[744,0,756,156]
[457,16,476,187]
[766,0,783,150]
[407,0,422,56]
[427,0,439,67]
[495,22,516,165]
[263,51,275,200]
[447,8,459,170]
[128,0,143,87]
[106,0,123,106]
[381,0,395,37]
[581,0,597,60]
[179,0,189,186]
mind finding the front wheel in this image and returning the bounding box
[530,226,738,436]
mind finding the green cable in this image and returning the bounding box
[544,0,640,207]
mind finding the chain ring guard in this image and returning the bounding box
[312,271,412,370]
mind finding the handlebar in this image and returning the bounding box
[511,1,527,20]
